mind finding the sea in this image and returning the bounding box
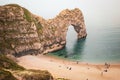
[49,25,120,63]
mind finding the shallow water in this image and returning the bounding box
[50,25,120,63]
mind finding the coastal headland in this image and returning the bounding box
[0,4,87,55]
[0,4,120,80]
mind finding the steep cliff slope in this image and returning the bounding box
[0,4,87,55]
[0,54,53,80]
[0,4,41,55]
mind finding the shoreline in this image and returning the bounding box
[17,54,120,80]
[46,54,120,65]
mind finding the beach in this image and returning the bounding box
[17,55,120,80]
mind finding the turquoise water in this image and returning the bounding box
[50,25,120,63]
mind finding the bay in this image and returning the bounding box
[50,25,120,63]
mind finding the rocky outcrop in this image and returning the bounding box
[38,8,87,54]
[0,4,87,55]
[0,4,41,55]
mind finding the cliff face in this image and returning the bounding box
[0,4,87,55]
[0,4,41,55]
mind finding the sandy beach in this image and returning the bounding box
[17,55,120,80]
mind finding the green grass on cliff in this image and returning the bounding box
[5,4,33,22]
[36,22,43,35]
[0,69,17,80]
[56,78,70,80]
[33,18,43,36]
[15,69,53,80]
[23,7,33,22]
[0,54,25,70]
[0,54,54,80]
[0,54,18,80]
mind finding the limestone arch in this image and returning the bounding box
[58,8,87,43]
[63,19,87,44]
[36,8,87,54]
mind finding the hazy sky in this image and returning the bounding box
[0,0,120,26]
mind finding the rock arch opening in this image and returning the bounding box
[66,25,77,47]
[66,25,78,54]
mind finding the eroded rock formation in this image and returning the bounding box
[0,4,87,55]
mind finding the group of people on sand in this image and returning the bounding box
[59,65,72,70]
[58,61,72,71]
[101,62,110,76]
[105,62,110,69]
[86,62,111,80]
[57,59,111,79]
[66,67,72,70]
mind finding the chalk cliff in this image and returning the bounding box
[0,4,87,55]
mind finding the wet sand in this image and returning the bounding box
[17,55,120,80]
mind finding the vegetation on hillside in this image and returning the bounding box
[5,4,33,22]
[23,7,33,22]
[0,69,17,80]
[0,54,53,80]
[0,54,25,70]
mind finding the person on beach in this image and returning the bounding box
[104,69,107,72]
[69,67,72,70]
[76,61,79,64]
[104,62,110,69]
[101,62,110,76]
[101,72,103,76]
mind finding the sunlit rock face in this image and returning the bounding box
[38,8,87,54]
[0,4,41,55]
[0,4,87,55]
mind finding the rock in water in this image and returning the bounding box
[0,4,87,55]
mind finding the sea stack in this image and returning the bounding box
[0,4,87,55]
